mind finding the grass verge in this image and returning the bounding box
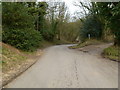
[102,46,119,61]
[69,39,104,49]
[1,43,27,73]
[2,39,72,73]
[1,42,43,86]
[1,39,73,87]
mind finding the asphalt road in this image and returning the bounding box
[5,44,118,88]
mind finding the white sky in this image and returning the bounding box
[62,0,79,15]
[37,0,90,19]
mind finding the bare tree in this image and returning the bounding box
[46,1,67,40]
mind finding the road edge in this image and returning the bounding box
[2,51,43,88]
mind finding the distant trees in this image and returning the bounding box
[44,2,67,41]
[26,2,48,31]
[2,2,80,51]
[80,16,103,42]
[41,2,79,42]
[47,2,80,42]
[61,20,81,42]
[95,2,120,46]
[76,2,120,45]
[40,2,59,41]
[75,2,103,42]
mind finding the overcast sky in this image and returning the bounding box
[62,0,79,15]
[63,0,90,15]
[38,0,90,17]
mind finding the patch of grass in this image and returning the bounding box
[69,39,103,49]
[103,46,119,61]
[2,46,27,73]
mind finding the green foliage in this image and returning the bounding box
[26,2,55,41]
[35,2,48,31]
[78,2,120,45]
[41,29,54,41]
[2,2,43,51]
[95,2,120,45]
[2,3,34,29]
[80,16,103,42]
[3,28,42,51]
[60,21,80,42]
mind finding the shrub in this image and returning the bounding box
[2,3,43,51]
[2,28,42,51]
[2,3,34,29]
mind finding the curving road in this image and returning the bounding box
[5,44,118,88]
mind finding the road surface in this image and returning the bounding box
[5,44,118,88]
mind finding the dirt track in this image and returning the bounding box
[5,44,118,88]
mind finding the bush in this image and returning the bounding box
[2,3,43,51]
[2,28,42,51]
[2,3,34,29]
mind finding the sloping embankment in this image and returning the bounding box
[1,42,43,87]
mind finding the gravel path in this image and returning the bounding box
[5,44,118,88]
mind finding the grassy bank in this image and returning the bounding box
[103,46,119,61]
[1,39,72,73]
[1,41,50,73]
[69,39,104,49]
[1,43,27,73]
[1,42,44,86]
